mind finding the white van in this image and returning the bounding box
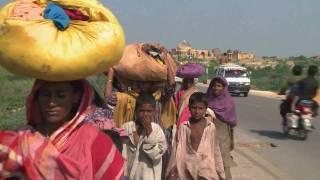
[214,63,251,96]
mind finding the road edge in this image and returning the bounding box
[234,127,296,180]
[235,145,296,180]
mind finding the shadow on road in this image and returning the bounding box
[250,129,302,140]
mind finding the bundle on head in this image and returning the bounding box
[113,43,177,88]
[0,0,125,81]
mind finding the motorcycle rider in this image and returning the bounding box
[279,65,303,95]
[294,65,319,117]
[280,65,303,124]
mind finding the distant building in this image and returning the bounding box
[234,51,255,61]
[212,48,222,58]
[226,49,256,62]
[171,40,215,60]
[170,41,256,64]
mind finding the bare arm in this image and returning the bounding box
[104,68,114,97]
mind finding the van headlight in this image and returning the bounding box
[244,82,250,86]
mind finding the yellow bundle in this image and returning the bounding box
[0,0,125,81]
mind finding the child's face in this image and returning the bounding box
[189,102,207,121]
[136,103,155,125]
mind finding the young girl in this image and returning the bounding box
[176,78,199,127]
[207,77,237,180]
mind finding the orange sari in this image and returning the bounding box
[0,80,124,179]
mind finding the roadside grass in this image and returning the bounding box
[249,64,290,91]
[0,67,33,130]
[249,61,320,91]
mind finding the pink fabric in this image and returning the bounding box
[90,119,128,137]
[63,9,89,21]
[177,107,191,126]
[207,77,237,127]
[10,0,44,20]
[85,105,128,137]
[175,90,183,112]
[0,80,124,179]
[176,63,205,79]
[167,120,225,180]
[176,87,198,127]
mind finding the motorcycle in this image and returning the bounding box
[282,99,314,140]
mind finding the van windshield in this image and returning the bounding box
[225,70,248,77]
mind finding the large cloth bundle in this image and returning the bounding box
[113,43,176,86]
[0,0,125,81]
[176,63,205,79]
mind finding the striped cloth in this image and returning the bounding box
[0,80,124,179]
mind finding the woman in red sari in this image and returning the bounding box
[176,78,199,127]
[0,79,124,179]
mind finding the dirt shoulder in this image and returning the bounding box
[250,90,284,100]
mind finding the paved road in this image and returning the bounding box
[198,85,320,180]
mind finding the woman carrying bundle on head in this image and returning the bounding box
[108,43,177,179]
[0,79,125,179]
[0,0,127,178]
[175,63,205,127]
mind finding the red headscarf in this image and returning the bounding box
[0,79,124,179]
[26,79,93,148]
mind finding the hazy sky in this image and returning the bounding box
[1,0,319,57]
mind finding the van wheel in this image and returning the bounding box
[244,92,248,97]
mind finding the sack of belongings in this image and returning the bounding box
[176,63,205,79]
[0,0,125,81]
[113,43,176,86]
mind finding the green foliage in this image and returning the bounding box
[0,67,33,129]
[249,63,290,91]
[248,57,320,91]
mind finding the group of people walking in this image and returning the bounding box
[0,68,238,179]
[0,0,240,179]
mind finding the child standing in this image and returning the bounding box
[122,93,167,180]
[167,92,225,180]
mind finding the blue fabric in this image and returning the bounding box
[44,3,70,30]
[289,83,300,96]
